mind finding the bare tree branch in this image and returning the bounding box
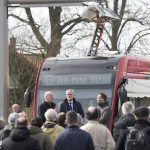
[62,22,82,36]
[114,0,119,14]
[126,28,150,53]
[9,24,27,31]
[118,17,144,39]
[25,8,50,52]
[9,14,30,25]
[103,27,112,42]
[119,0,127,19]
[61,17,85,31]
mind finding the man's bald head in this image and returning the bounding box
[44,91,54,103]
[86,106,101,120]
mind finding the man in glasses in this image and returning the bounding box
[58,89,84,118]
[96,93,111,128]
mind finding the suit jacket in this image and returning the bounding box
[58,98,84,118]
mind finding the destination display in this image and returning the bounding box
[40,73,112,86]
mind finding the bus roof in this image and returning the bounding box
[44,54,150,62]
[45,55,122,61]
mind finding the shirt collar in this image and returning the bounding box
[68,100,73,104]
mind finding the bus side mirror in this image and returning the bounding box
[118,85,128,104]
[118,76,128,104]
[24,88,32,107]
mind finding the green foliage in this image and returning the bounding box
[9,51,37,108]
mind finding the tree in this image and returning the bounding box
[103,0,150,54]
[8,0,150,57]
[9,7,85,57]
[9,38,37,106]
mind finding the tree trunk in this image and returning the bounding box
[111,0,127,52]
[47,7,62,57]
[111,20,120,51]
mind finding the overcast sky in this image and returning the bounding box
[8,0,150,56]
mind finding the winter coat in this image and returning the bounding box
[42,121,64,145]
[38,101,56,123]
[0,125,13,140]
[58,98,84,118]
[54,125,95,150]
[99,102,111,128]
[29,126,53,150]
[1,125,41,150]
[116,119,150,150]
[81,120,115,150]
[113,114,135,142]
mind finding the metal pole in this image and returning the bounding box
[0,0,9,120]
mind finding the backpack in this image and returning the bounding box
[125,127,149,150]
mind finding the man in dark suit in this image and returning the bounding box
[58,89,84,118]
[38,91,56,123]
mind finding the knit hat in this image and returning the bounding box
[8,112,19,126]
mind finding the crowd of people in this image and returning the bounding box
[0,89,150,150]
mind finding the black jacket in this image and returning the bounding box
[99,101,111,128]
[1,125,41,150]
[38,101,56,123]
[0,126,13,140]
[113,114,135,142]
[58,98,84,118]
[116,119,150,150]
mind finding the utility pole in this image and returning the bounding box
[0,0,8,119]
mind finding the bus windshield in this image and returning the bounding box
[36,88,113,112]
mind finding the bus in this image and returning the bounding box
[25,54,150,131]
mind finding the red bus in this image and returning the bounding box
[25,54,150,131]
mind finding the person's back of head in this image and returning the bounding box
[8,112,19,127]
[66,111,77,125]
[16,117,28,127]
[31,117,43,128]
[134,106,149,120]
[0,118,5,130]
[19,112,28,119]
[19,112,30,125]
[122,101,135,115]
[86,106,101,121]
[44,108,57,122]
[57,112,66,125]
